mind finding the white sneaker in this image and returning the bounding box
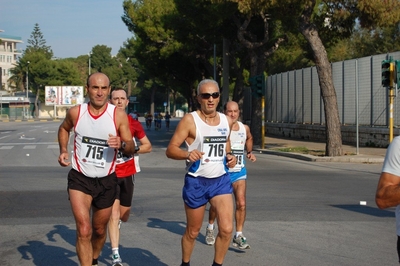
[205,227,215,245]
[112,254,123,266]
[232,234,250,249]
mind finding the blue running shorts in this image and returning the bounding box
[229,167,247,183]
[182,173,233,209]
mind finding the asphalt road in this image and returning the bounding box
[0,119,396,266]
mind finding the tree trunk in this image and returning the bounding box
[35,88,40,118]
[300,18,343,156]
[127,80,132,97]
[150,85,156,115]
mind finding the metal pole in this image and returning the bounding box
[213,43,216,80]
[26,61,30,119]
[390,61,395,143]
[222,39,229,106]
[88,52,92,75]
[261,95,265,149]
[356,60,359,155]
[26,62,29,98]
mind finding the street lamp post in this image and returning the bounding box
[25,61,30,119]
[26,61,30,98]
[88,52,92,75]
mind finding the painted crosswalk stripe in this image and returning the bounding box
[23,145,36,149]
[47,145,59,149]
[0,146,13,150]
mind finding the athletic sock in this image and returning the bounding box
[236,231,242,237]
[92,258,98,265]
[112,247,119,255]
[207,223,214,230]
[212,261,222,266]
[181,260,190,266]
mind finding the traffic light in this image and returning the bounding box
[249,74,265,97]
[382,60,391,87]
[395,60,400,85]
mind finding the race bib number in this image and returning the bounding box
[201,136,227,164]
[230,149,244,172]
[116,150,133,164]
[81,136,109,168]
[230,140,245,172]
[116,138,136,164]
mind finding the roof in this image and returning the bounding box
[0,34,23,43]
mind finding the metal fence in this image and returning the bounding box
[265,51,400,127]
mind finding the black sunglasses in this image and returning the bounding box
[199,92,220,99]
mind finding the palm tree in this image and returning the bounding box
[8,61,27,95]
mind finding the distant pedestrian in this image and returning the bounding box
[145,112,153,130]
[165,111,171,131]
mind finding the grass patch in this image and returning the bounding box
[275,146,326,156]
[276,146,309,153]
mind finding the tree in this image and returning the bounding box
[24,23,53,59]
[122,0,199,112]
[214,0,400,156]
[8,60,28,94]
[296,0,400,156]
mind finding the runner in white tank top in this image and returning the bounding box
[72,102,118,177]
[166,79,237,266]
[58,73,135,266]
[206,101,257,251]
[186,111,230,178]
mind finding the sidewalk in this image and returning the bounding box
[254,135,388,163]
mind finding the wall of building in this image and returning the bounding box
[266,122,399,148]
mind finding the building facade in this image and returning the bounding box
[0,29,22,92]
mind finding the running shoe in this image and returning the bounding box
[232,234,250,249]
[205,227,215,245]
[112,254,123,266]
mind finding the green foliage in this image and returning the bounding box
[24,23,53,59]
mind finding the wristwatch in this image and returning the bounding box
[135,146,140,153]
[120,141,126,150]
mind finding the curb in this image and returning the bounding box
[255,149,384,163]
[0,119,61,122]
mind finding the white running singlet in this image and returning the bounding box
[72,103,118,178]
[229,121,246,173]
[186,111,230,178]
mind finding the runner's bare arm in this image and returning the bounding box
[166,113,202,161]
[225,115,236,168]
[114,108,135,155]
[58,106,78,166]
[244,124,256,162]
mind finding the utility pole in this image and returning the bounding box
[88,51,92,75]
[382,57,395,143]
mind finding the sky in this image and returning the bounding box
[0,0,132,58]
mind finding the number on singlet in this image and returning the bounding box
[207,144,224,157]
[85,145,104,159]
[236,155,242,165]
